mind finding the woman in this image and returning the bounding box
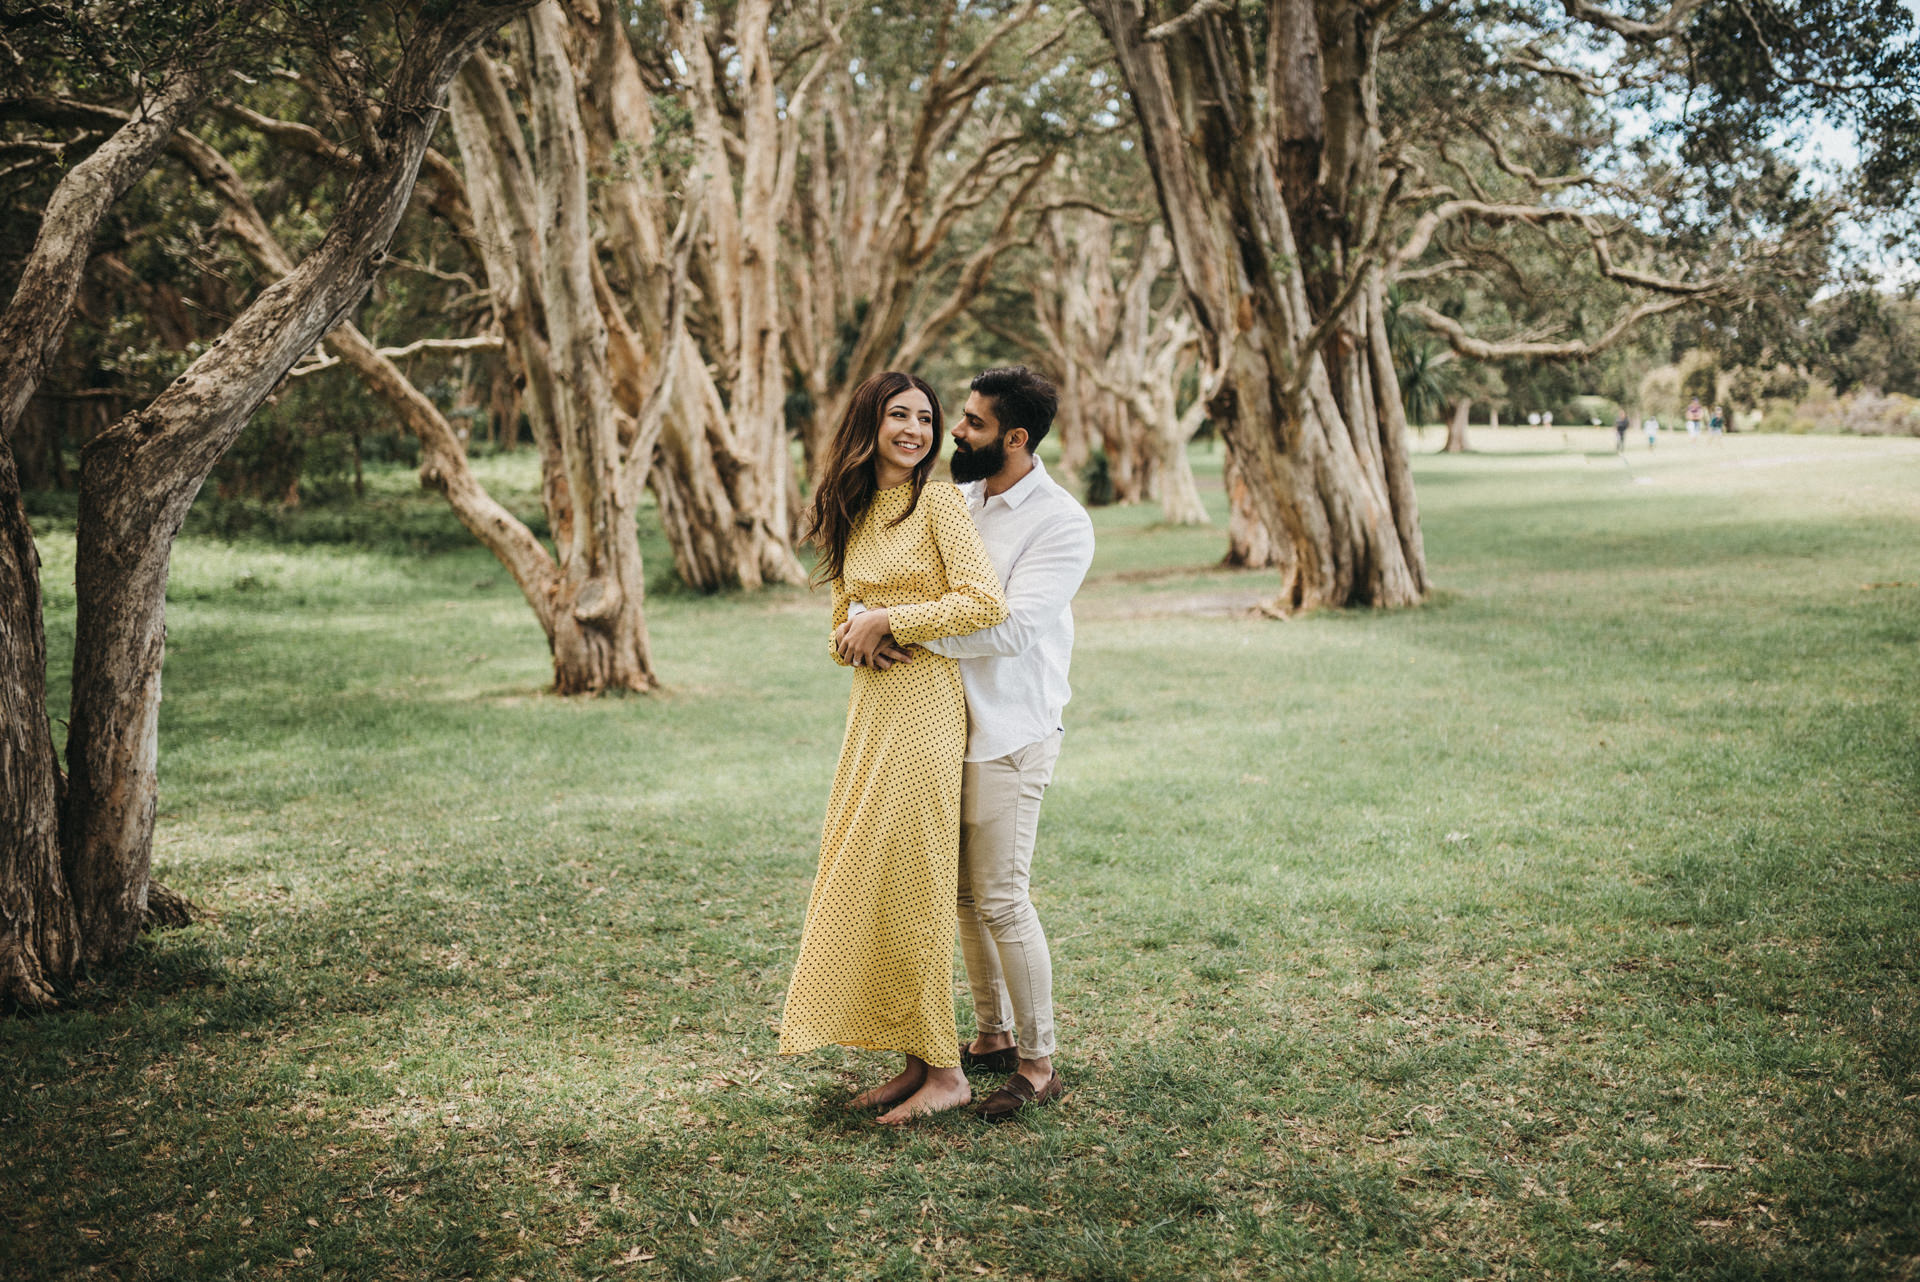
[778,370,1008,1125]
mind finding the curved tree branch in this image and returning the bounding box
[1145,0,1235,42]
[1559,0,1706,41]
[0,72,209,436]
[1469,122,1595,190]
[1392,198,1717,296]
[1404,292,1697,358]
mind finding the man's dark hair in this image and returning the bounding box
[970,366,1058,452]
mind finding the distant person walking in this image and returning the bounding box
[1643,415,1659,449]
[1685,397,1705,441]
[1614,409,1630,453]
[1709,404,1725,439]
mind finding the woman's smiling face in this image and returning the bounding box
[875,386,936,484]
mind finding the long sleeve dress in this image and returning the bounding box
[779,480,1009,1068]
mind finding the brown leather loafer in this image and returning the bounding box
[978,1070,1064,1123]
[961,1045,1019,1074]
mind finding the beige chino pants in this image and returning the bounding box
[956,730,1063,1060]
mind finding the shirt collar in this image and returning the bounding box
[981,456,1051,510]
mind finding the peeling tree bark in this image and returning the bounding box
[1031,210,1153,503]
[564,4,751,596]
[517,4,655,688]
[559,0,805,592]
[1222,447,1283,570]
[0,443,74,1008]
[653,0,809,589]
[1052,222,1212,526]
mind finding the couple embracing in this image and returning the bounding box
[777,366,1096,1125]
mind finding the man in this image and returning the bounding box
[835,366,1096,1122]
[1614,408,1630,453]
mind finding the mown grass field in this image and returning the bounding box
[5,429,1918,1280]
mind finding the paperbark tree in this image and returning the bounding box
[1027,209,1154,502]
[0,433,72,1007]
[1445,398,1472,454]
[1085,0,1429,612]
[1045,219,1212,525]
[1222,451,1282,569]
[1021,264,1100,480]
[564,1,730,591]
[0,69,212,1006]
[0,1,535,1001]
[650,0,810,588]
[445,9,658,687]
[784,0,1063,477]
[556,0,808,591]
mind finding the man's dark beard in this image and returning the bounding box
[949,433,1007,483]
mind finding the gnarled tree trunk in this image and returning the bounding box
[1086,0,1427,612]
[58,2,534,971]
[1071,224,1212,526]
[0,71,210,1004]
[653,0,808,589]
[1030,209,1158,506]
[564,0,804,592]
[162,101,647,695]
[0,445,75,1007]
[518,5,654,687]
[1223,446,1282,571]
[1153,403,1210,526]
[447,9,657,685]
[1445,398,1471,453]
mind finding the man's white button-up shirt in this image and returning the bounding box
[919,457,1096,762]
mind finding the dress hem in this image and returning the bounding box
[778,1034,960,1070]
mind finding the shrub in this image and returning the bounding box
[1752,389,1920,437]
[1080,449,1116,506]
[1804,389,1920,437]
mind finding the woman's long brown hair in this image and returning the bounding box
[803,370,943,586]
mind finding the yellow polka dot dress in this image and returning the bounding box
[780,481,1008,1068]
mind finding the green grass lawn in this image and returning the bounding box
[6,429,1918,1280]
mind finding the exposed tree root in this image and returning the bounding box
[141,882,198,931]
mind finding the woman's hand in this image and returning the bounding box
[835,608,916,668]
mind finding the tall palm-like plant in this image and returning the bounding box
[1397,339,1449,430]
[1385,287,1448,429]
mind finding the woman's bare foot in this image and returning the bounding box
[850,1057,926,1110]
[877,1066,971,1126]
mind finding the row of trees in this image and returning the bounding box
[1407,282,1920,454]
[3,0,1915,1002]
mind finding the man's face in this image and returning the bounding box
[951,391,1018,483]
